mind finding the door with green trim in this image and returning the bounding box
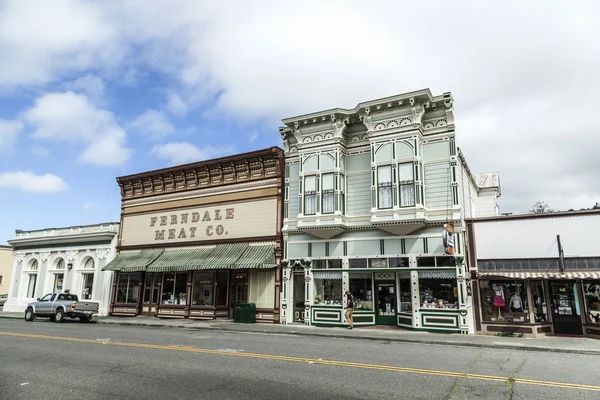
[375,281,397,325]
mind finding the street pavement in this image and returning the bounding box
[1,318,599,399]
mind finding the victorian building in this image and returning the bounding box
[3,223,119,315]
[0,245,13,295]
[278,89,500,333]
[103,147,284,323]
[467,210,600,339]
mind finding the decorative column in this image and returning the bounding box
[38,252,51,298]
[455,256,470,334]
[280,261,291,324]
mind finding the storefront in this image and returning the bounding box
[103,147,284,323]
[467,211,600,339]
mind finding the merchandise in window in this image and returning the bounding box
[399,277,412,313]
[314,278,342,305]
[304,175,317,215]
[369,259,388,268]
[377,165,392,209]
[349,259,368,269]
[116,273,141,304]
[398,162,415,207]
[322,173,334,214]
[479,280,529,322]
[82,273,94,300]
[192,272,214,306]
[419,278,458,309]
[531,280,548,322]
[389,258,409,268]
[583,281,600,324]
[349,275,373,311]
[53,273,64,292]
[162,272,188,305]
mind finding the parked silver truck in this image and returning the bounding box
[24,292,99,323]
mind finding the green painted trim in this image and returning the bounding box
[401,239,406,254]
[420,311,459,329]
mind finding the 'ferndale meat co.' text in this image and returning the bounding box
[150,208,234,240]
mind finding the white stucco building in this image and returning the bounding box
[3,223,119,316]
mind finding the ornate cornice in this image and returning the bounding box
[96,248,111,260]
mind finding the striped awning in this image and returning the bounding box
[146,246,214,272]
[235,244,276,269]
[349,272,372,279]
[313,271,343,279]
[419,271,457,279]
[197,243,249,269]
[477,271,600,280]
[102,249,164,272]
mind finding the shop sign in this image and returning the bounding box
[443,223,455,255]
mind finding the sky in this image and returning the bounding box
[0,0,599,245]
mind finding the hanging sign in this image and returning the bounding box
[443,223,455,255]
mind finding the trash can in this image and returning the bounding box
[234,305,243,323]
[246,303,256,323]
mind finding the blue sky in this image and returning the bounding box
[1,0,599,245]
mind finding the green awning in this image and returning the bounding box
[102,249,164,272]
[235,244,276,269]
[146,246,214,272]
[197,243,250,270]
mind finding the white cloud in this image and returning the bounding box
[151,142,234,165]
[0,119,23,150]
[0,171,68,193]
[66,74,106,100]
[165,93,189,117]
[246,129,258,143]
[23,91,131,166]
[128,109,174,139]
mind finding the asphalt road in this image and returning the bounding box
[0,319,598,400]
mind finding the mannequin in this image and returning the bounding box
[509,292,523,312]
[492,283,505,320]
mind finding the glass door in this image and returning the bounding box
[82,273,94,299]
[293,272,306,322]
[375,281,397,326]
[142,273,160,314]
[550,281,583,335]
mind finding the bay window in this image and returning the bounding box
[304,175,317,215]
[321,173,334,214]
[377,165,392,209]
[398,162,415,207]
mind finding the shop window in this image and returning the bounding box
[321,173,334,214]
[304,175,317,215]
[583,281,600,325]
[27,274,37,298]
[389,258,409,268]
[328,259,342,269]
[312,260,327,269]
[249,270,275,308]
[314,278,342,305]
[349,259,368,269]
[419,278,458,309]
[192,272,214,306]
[479,280,529,322]
[116,273,141,304]
[369,258,388,268]
[216,271,228,306]
[53,273,64,292]
[314,259,343,269]
[399,277,412,313]
[349,274,373,311]
[377,165,392,209]
[82,273,94,300]
[398,162,415,207]
[531,280,548,322]
[417,256,455,267]
[162,272,188,305]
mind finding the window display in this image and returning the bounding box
[349,275,373,310]
[399,277,411,313]
[162,272,188,305]
[192,272,214,306]
[583,281,600,325]
[531,280,548,322]
[116,272,141,304]
[314,278,342,305]
[419,278,458,309]
[479,280,529,322]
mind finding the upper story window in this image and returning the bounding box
[322,173,334,214]
[304,175,317,215]
[398,163,415,207]
[377,165,393,209]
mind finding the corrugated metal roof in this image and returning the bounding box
[472,213,600,259]
[102,249,164,272]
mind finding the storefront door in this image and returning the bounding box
[142,273,160,315]
[375,281,397,326]
[550,281,583,335]
[293,272,305,322]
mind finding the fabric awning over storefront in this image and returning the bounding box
[102,249,164,272]
[314,271,343,279]
[418,271,457,279]
[477,271,600,279]
[144,243,277,272]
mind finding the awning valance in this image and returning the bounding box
[235,244,276,269]
[419,271,456,279]
[146,247,214,272]
[477,271,600,280]
[102,249,164,272]
[313,271,343,279]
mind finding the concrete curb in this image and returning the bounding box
[2,314,599,356]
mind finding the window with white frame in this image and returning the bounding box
[321,173,334,214]
[27,274,37,298]
[398,162,415,207]
[304,175,317,215]
[377,165,393,209]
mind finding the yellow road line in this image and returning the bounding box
[1,331,598,391]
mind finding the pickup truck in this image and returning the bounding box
[24,292,99,323]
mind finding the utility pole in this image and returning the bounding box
[557,234,565,273]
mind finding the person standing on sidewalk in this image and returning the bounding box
[345,290,354,329]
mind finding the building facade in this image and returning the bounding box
[467,210,600,339]
[0,245,13,295]
[3,223,119,315]
[278,90,500,333]
[103,147,284,323]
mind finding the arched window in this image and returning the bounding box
[84,258,95,269]
[29,259,39,271]
[56,259,65,269]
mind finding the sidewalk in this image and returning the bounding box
[2,311,599,355]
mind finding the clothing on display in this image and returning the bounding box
[492,284,505,307]
[509,293,523,311]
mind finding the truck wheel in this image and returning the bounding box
[55,309,65,323]
[25,308,35,322]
